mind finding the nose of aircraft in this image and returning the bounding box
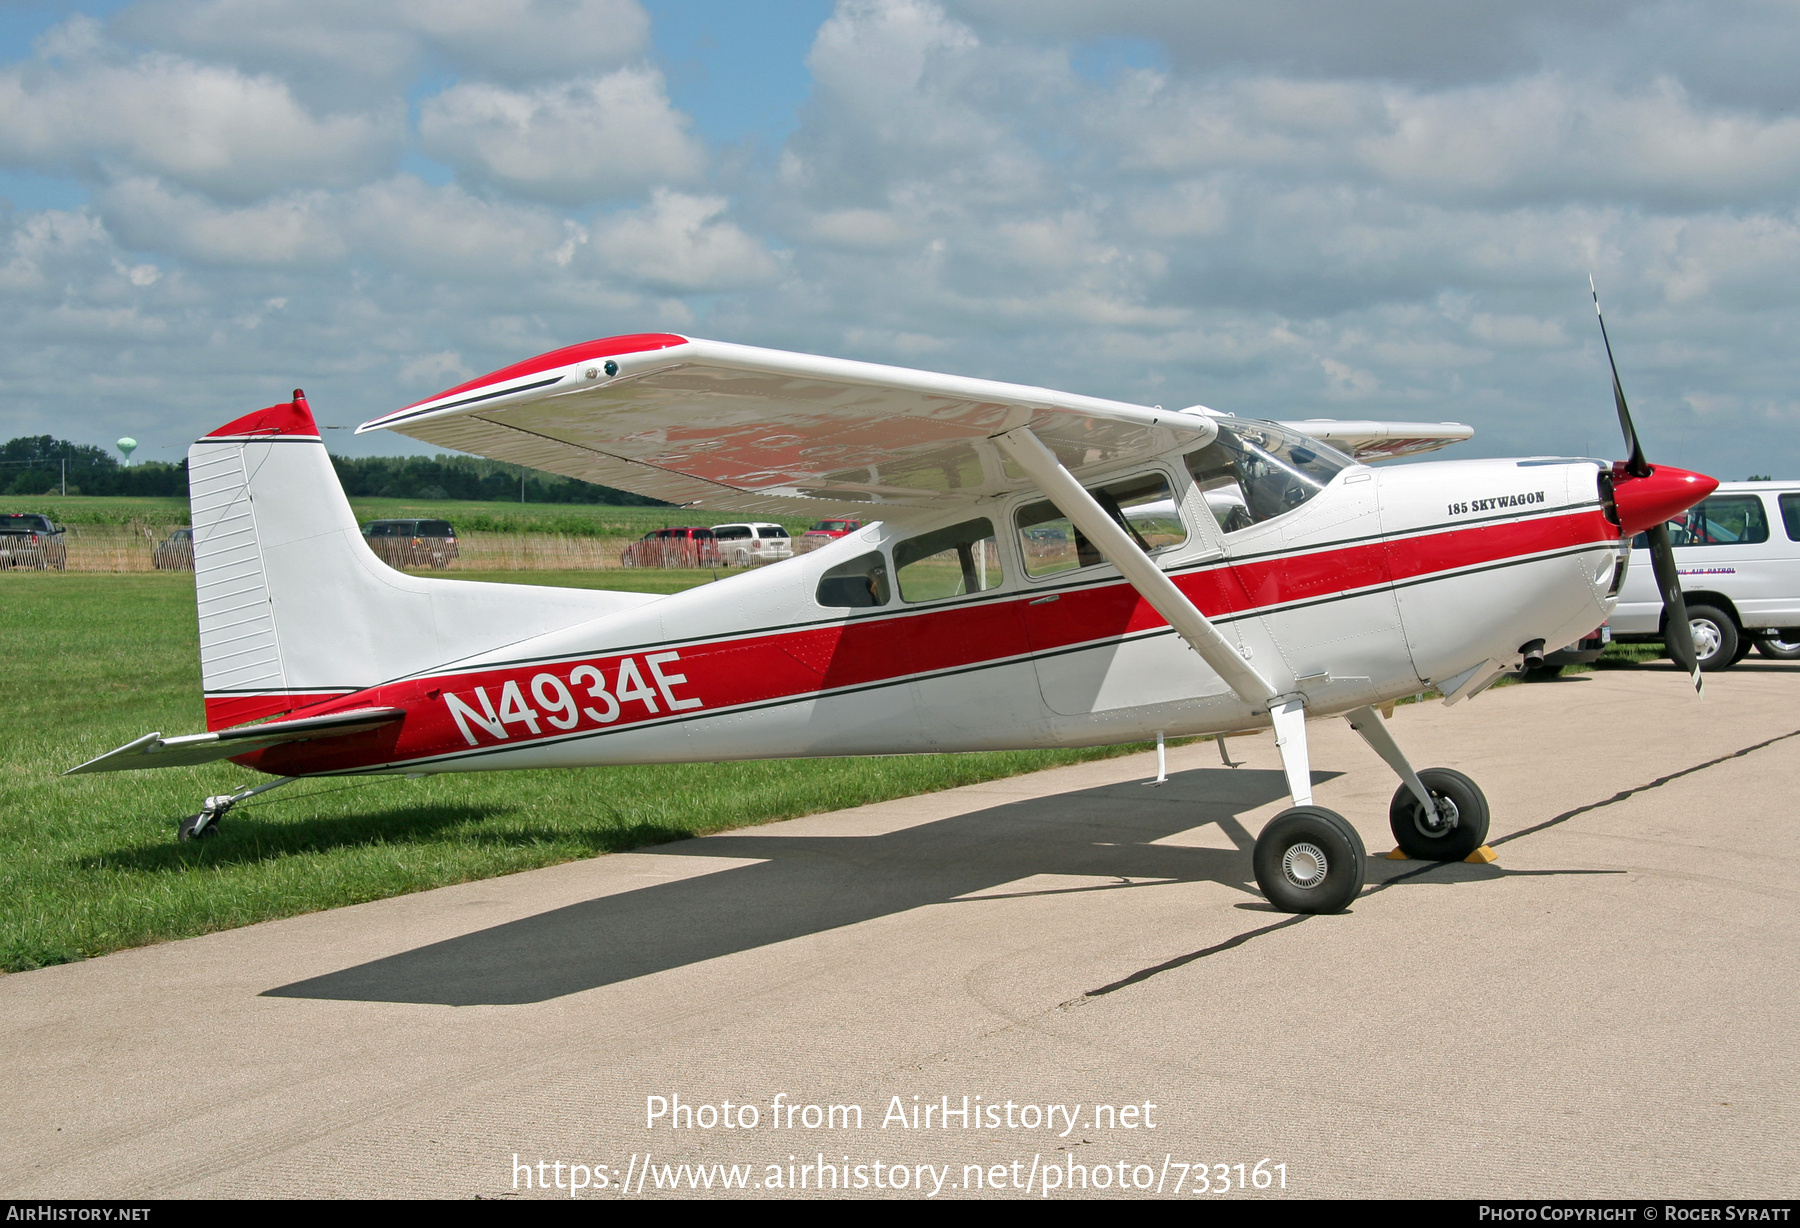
[1608,463,1718,538]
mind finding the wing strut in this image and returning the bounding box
[993,426,1321,801]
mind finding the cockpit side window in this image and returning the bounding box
[1184,422,1351,533]
[895,518,1002,603]
[1014,471,1185,578]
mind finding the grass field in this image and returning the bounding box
[20,493,817,538]
[1,571,1179,973]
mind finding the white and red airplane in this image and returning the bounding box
[68,308,1717,914]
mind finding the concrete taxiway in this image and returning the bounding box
[3,665,1797,1198]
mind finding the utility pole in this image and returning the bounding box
[520,470,525,503]
[61,457,66,496]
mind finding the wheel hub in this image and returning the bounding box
[1690,618,1723,660]
[1281,841,1329,889]
[1412,793,1460,839]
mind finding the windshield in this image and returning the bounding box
[1185,421,1353,532]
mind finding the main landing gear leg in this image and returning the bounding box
[1345,705,1492,862]
[178,777,297,841]
[1253,699,1366,914]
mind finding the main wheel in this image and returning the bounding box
[1388,767,1490,861]
[1674,604,1738,672]
[1756,636,1800,660]
[1253,807,1366,914]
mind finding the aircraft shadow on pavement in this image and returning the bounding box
[265,765,1334,1007]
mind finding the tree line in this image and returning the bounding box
[0,435,664,506]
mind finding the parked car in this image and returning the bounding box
[620,527,723,568]
[710,522,794,567]
[361,519,459,569]
[1610,480,1800,670]
[0,512,67,569]
[152,527,194,571]
[795,518,863,553]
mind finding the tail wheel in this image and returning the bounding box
[1388,767,1490,861]
[1253,807,1366,914]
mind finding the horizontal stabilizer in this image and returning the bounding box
[1278,419,1473,462]
[64,708,404,775]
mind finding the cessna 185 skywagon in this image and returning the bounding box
[69,310,1719,914]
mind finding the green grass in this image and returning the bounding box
[22,494,820,537]
[0,571,1170,972]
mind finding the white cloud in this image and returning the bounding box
[0,45,398,198]
[419,68,704,204]
[1,0,1799,486]
[115,0,651,95]
[1361,74,1800,206]
[98,177,345,265]
[342,177,578,279]
[592,189,782,291]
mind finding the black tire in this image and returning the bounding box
[1756,636,1800,661]
[1673,603,1738,672]
[1730,636,1754,665]
[1253,806,1366,914]
[177,813,218,841]
[1388,767,1490,861]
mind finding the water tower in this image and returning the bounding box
[117,437,137,466]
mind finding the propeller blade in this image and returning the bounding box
[1645,521,1702,695]
[1591,276,1649,478]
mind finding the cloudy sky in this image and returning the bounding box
[0,0,1795,477]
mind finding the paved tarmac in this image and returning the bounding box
[4,664,1797,1199]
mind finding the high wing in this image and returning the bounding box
[1277,419,1473,462]
[358,335,1213,521]
[65,708,404,775]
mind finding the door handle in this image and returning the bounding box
[1028,594,1060,605]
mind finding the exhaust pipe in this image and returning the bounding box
[1520,639,1546,669]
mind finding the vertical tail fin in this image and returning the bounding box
[188,391,657,729]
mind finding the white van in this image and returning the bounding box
[1610,481,1800,668]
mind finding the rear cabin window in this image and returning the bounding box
[713,526,752,540]
[1014,472,1184,579]
[766,526,789,538]
[1780,494,1800,542]
[895,518,1003,603]
[816,551,891,608]
[418,520,454,537]
[0,515,53,532]
[1185,422,1352,534]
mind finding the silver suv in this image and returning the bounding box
[709,522,793,567]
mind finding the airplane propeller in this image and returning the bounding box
[1590,279,1712,694]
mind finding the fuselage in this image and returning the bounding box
[238,437,1624,778]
